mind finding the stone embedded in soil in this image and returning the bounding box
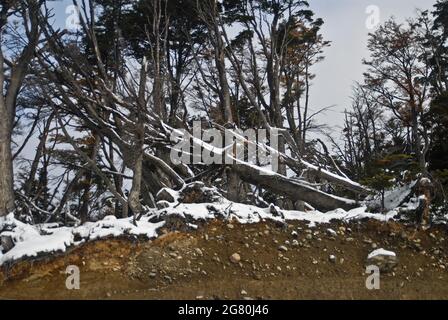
[326,229,337,237]
[278,245,288,252]
[230,253,241,264]
[366,248,398,272]
[329,255,336,263]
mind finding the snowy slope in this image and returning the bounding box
[0,197,396,266]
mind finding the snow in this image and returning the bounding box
[368,248,397,259]
[300,159,365,190]
[0,213,164,265]
[154,194,393,228]
[0,187,397,266]
[382,181,417,210]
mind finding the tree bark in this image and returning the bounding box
[0,120,15,216]
[233,162,358,212]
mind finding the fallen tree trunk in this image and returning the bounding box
[299,160,370,195]
[233,161,358,212]
[165,123,360,211]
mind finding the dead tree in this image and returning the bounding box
[0,0,44,216]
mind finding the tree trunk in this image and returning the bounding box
[233,162,357,212]
[0,121,14,216]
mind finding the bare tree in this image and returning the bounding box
[0,0,44,216]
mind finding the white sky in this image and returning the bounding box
[307,0,435,136]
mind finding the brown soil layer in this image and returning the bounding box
[1,219,448,300]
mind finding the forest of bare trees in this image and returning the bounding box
[1,0,448,228]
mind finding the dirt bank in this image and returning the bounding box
[1,218,448,300]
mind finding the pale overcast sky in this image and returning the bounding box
[307,0,435,136]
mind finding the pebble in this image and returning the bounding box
[278,245,288,252]
[230,253,241,264]
[327,229,337,237]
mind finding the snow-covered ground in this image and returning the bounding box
[0,193,398,266]
[0,214,164,265]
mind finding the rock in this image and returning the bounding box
[156,188,177,203]
[180,182,221,203]
[292,240,299,247]
[278,245,288,252]
[305,234,313,240]
[149,272,157,278]
[195,248,203,256]
[253,274,262,280]
[326,228,337,237]
[269,204,284,218]
[227,224,234,230]
[329,255,336,263]
[230,253,241,264]
[0,235,14,253]
[366,248,398,272]
[156,200,171,209]
[241,290,248,296]
[291,231,298,238]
